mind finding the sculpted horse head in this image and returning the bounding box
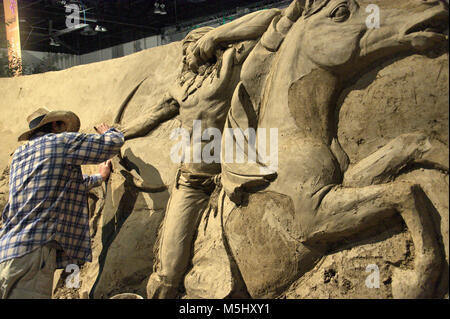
[258,0,448,134]
[207,0,449,299]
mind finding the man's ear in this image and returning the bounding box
[50,121,58,133]
[51,121,67,133]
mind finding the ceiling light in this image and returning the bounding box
[50,38,61,46]
[94,25,107,32]
[154,1,167,15]
[154,2,161,14]
[80,25,97,36]
[159,3,167,15]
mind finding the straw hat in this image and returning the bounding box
[18,107,81,141]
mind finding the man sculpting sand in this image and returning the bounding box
[0,108,124,299]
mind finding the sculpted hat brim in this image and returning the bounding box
[18,110,81,142]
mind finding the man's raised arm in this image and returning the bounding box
[192,8,282,63]
[63,123,124,166]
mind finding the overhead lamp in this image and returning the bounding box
[58,0,80,5]
[154,1,167,15]
[80,25,97,36]
[50,37,61,46]
[94,25,107,32]
[159,3,167,15]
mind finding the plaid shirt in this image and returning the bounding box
[0,128,124,268]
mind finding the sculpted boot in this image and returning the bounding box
[146,272,179,299]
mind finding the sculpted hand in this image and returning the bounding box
[206,47,237,94]
[192,32,218,64]
[99,160,112,181]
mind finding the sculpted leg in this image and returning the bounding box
[343,133,448,188]
[147,174,212,298]
[304,182,442,298]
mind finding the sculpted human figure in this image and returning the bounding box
[117,8,283,298]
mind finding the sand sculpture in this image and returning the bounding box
[0,0,448,299]
[111,0,449,299]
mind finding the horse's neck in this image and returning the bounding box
[258,46,340,145]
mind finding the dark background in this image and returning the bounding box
[0,0,288,54]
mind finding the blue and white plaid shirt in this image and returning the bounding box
[0,128,124,268]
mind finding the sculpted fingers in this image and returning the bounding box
[212,47,237,91]
[221,46,236,72]
[275,0,305,35]
[192,43,201,58]
[285,0,305,21]
[192,38,216,65]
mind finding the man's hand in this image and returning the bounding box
[99,160,112,181]
[94,123,111,134]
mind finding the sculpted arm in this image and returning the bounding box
[120,93,180,140]
[192,8,281,62]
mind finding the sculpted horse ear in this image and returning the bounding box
[284,0,306,22]
[283,0,329,23]
[275,0,306,36]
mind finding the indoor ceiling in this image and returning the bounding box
[1,0,287,55]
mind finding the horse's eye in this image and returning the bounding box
[330,4,350,22]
